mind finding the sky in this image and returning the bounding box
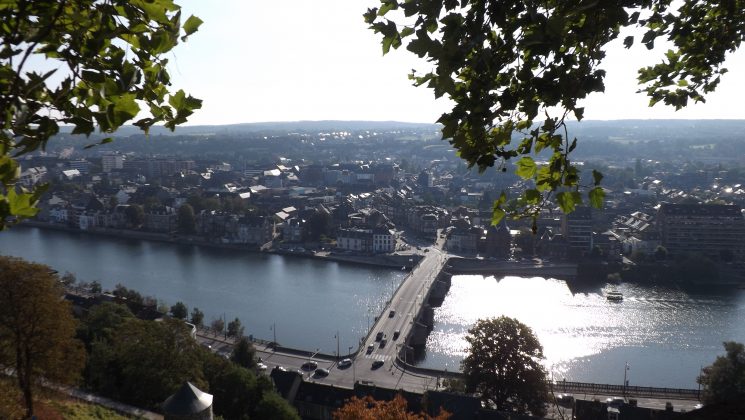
[33,1,745,125]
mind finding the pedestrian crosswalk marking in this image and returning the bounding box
[362,353,391,362]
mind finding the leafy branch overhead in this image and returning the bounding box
[0,0,202,229]
[365,0,744,225]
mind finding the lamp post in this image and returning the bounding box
[336,331,340,362]
[349,345,355,384]
[623,362,630,396]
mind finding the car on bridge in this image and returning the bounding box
[375,331,384,341]
[314,368,330,377]
[367,344,374,354]
[338,358,352,368]
[393,330,400,340]
[380,339,387,348]
[301,361,318,371]
[371,359,384,369]
[388,310,396,318]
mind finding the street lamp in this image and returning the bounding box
[349,345,355,384]
[335,331,340,362]
[623,362,630,396]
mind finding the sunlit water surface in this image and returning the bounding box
[417,275,745,388]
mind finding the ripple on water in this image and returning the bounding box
[419,275,745,388]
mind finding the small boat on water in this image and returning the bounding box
[606,289,624,301]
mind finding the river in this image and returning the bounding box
[0,227,405,355]
[416,274,745,388]
[2,227,743,387]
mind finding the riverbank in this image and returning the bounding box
[19,220,421,270]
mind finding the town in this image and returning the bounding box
[16,121,745,283]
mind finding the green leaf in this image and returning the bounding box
[83,137,114,150]
[182,15,203,38]
[524,189,541,204]
[589,187,605,209]
[592,169,603,186]
[378,1,397,16]
[492,207,506,226]
[7,188,39,218]
[491,191,507,225]
[515,157,537,179]
[556,191,581,214]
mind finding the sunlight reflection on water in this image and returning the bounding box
[418,275,745,387]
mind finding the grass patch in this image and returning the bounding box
[48,401,141,420]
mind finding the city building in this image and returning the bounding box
[102,154,124,173]
[561,206,593,253]
[656,203,745,260]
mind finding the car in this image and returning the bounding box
[301,361,318,371]
[314,368,330,377]
[388,310,396,318]
[256,362,268,372]
[379,339,387,348]
[338,358,352,368]
[371,359,384,369]
[367,344,374,354]
[606,397,624,408]
[375,331,384,341]
[393,330,400,340]
[555,394,574,408]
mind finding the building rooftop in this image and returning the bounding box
[162,382,212,416]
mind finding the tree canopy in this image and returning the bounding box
[170,301,188,320]
[461,316,548,416]
[0,0,202,229]
[334,394,451,420]
[0,256,86,418]
[698,341,745,405]
[365,0,745,227]
[86,317,205,408]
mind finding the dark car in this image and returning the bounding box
[314,368,330,377]
[556,394,574,408]
[371,360,384,369]
[301,361,318,371]
[379,339,387,348]
[375,331,384,341]
[393,330,400,340]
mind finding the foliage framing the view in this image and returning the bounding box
[0,0,202,229]
[0,256,86,419]
[365,0,745,227]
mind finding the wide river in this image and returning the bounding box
[419,274,745,388]
[2,227,744,388]
[0,227,405,355]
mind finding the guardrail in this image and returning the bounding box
[551,380,700,400]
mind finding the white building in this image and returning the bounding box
[19,166,47,187]
[372,227,395,253]
[102,154,124,173]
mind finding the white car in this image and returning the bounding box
[256,362,268,372]
[338,358,352,368]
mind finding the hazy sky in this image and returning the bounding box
[49,1,745,125]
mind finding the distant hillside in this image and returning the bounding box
[58,120,442,137]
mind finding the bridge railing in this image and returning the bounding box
[551,380,700,400]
